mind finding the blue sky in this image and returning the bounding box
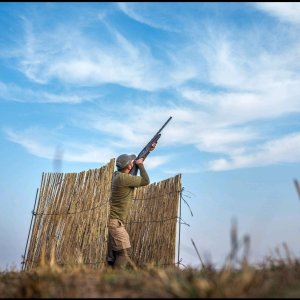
[1,2,300,270]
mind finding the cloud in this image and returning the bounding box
[73,100,260,159]
[3,127,116,163]
[164,167,201,175]
[196,29,300,93]
[11,15,176,92]
[117,2,184,32]
[143,155,171,170]
[0,81,99,104]
[180,86,300,126]
[207,132,300,171]
[3,4,202,93]
[3,126,170,170]
[4,128,54,159]
[254,3,300,24]
[176,19,300,126]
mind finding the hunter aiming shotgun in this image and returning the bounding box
[129,116,172,176]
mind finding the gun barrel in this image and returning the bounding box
[157,116,172,135]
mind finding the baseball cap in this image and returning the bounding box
[116,154,136,170]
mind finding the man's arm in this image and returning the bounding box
[136,163,150,186]
[121,160,150,187]
[135,160,150,185]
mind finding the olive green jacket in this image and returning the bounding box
[109,164,150,223]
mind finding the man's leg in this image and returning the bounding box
[108,219,135,269]
[106,233,115,267]
[113,248,133,270]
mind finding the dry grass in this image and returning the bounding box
[1,257,300,298]
[9,219,300,298]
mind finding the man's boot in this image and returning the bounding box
[113,248,132,270]
[106,233,116,268]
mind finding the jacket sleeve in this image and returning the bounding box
[120,164,150,187]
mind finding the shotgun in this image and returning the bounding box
[130,116,172,176]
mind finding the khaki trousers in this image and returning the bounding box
[108,218,131,251]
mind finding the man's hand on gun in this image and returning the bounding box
[135,143,157,166]
[135,158,144,165]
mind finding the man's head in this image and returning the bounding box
[116,154,136,171]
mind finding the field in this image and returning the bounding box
[1,257,300,298]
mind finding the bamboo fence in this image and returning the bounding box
[126,174,181,268]
[23,159,115,270]
[23,159,181,270]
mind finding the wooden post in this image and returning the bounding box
[294,179,300,201]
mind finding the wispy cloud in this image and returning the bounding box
[4,128,54,160]
[4,4,202,93]
[164,167,202,175]
[3,126,170,169]
[254,3,300,24]
[143,155,171,170]
[0,81,99,104]
[207,132,300,171]
[3,127,117,163]
[12,15,175,92]
[117,2,184,32]
[71,100,260,158]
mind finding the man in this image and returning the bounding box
[107,143,156,269]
